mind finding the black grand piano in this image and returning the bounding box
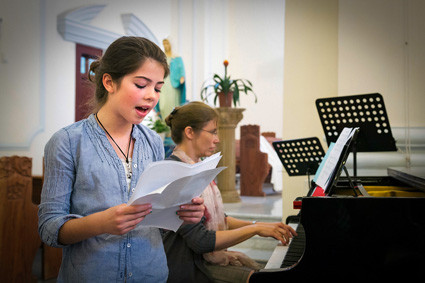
[250,167,425,281]
[253,95,425,280]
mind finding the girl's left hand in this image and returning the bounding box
[177,197,205,224]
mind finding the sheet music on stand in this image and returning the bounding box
[313,127,359,195]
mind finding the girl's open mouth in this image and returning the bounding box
[135,106,150,116]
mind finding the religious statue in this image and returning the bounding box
[155,38,186,119]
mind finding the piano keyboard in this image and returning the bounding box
[264,223,305,269]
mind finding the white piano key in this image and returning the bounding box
[264,223,298,269]
[264,243,288,269]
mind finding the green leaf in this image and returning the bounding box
[233,87,240,107]
[199,66,257,106]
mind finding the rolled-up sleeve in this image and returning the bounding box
[38,129,82,248]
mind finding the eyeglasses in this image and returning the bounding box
[200,129,218,136]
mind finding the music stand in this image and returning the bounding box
[272,137,326,194]
[316,93,397,178]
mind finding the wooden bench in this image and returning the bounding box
[0,156,41,282]
[0,156,62,281]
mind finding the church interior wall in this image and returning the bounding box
[0,0,285,177]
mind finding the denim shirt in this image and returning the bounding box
[38,114,167,283]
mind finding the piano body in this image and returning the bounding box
[251,168,425,281]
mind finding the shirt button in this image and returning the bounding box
[134,164,137,168]
[132,188,135,192]
[128,272,133,277]
[127,243,131,248]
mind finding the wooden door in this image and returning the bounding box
[75,44,103,121]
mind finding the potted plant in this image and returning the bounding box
[146,116,169,140]
[200,60,257,107]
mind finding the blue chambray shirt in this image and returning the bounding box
[38,114,168,283]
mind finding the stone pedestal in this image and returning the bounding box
[216,107,245,203]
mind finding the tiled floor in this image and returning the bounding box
[223,189,282,220]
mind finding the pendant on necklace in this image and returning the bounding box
[126,162,132,179]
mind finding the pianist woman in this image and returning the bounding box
[162,101,297,283]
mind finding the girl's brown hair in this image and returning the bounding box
[87,36,170,114]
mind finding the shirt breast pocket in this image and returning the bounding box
[73,160,123,210]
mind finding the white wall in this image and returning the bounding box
[227,0,285,137]
[0,0,42,148]
[0,0,285,176]
[283,0,339,220]
[339,0,425,128]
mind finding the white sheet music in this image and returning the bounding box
[315,128,358,191]
[128,152,225,231]
[259,135,283,192]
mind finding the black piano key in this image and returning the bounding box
[281,224,306,268]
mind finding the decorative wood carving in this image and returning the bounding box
[261,132,276,138]
[0,156,40,282]
[240,125,269,196]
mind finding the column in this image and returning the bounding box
[215,107,245,203]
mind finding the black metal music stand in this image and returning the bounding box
[316,93,397,178]
[272,137,326,193]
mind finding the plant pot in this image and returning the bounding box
[218,92,233,107]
